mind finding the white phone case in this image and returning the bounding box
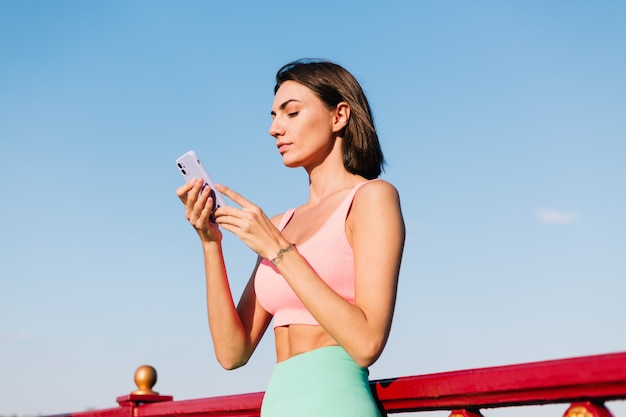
[176,150,228,210]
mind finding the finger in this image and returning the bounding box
[215,184,252,208]
[176,180,197,204]
[190,181,213,220]
[186,179,205,208]
[213,212,243,235]
[190,195,213,228]
[199,195,215,226]
[181,180,204,221]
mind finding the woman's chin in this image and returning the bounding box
[281,155,302,168]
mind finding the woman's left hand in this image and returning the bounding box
[213,184,286,260]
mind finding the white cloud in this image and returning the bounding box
[535,208,580,225]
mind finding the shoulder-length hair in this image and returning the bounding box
[274,59,385,179]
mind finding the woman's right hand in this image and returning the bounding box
[176,178,223,244]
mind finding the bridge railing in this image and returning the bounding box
[46,350,626,417]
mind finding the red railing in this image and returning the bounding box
[46,351,626,417]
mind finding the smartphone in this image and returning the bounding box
[175,150,228,211]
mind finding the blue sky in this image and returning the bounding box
[1,1,625,416]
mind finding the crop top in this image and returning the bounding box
[254,181,370,328]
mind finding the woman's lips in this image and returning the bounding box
[277,142,290,154]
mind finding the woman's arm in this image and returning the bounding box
[215,180,405,368]
[177,179,272,370]
[276,180,404,367]
[202,243,272,369]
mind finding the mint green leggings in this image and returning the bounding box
[260,346,382,417]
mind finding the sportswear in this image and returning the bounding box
[260,346,382,417]
[254,181,369,327]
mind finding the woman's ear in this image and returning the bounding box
[332,102,350,133]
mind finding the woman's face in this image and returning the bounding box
[269,81,339,169]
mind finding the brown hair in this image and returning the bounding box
[274,59,385,179]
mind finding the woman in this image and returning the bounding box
[177,59,405,417]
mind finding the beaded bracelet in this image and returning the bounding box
[270,244,295,265]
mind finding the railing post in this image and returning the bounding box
[563,402,614,417]
[115,365,173,407]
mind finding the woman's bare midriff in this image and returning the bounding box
[274,324,338,362]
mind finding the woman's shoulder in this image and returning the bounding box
[354,179,400,202]
[348,179,404,233]
[350,179,402,218]
[270,208,296,228]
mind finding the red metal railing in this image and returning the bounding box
[46,350,626,417]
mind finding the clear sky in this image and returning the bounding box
[1,1,625,416]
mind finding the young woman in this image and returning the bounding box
[177,59,405,417]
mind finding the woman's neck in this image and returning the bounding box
[302,135,365,204]
[306,165,364,205]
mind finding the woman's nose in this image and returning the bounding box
[269,118,284,138]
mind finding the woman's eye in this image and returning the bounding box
[288,112,298,117]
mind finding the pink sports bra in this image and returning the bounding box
[254,181,370,328]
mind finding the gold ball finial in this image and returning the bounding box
[132,365,159,395]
